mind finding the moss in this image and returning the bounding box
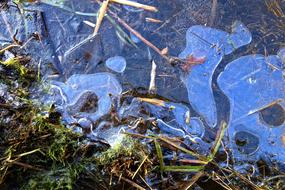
[96,136,151,181]
[98,136,145,165]
[0,57,29,77]
[0,55,102,189]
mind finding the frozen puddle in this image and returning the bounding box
[218,48,285,165]
[179,21,252,127]
[51,72,122,127]
[136,98,206,141]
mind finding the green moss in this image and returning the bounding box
[98,136,144,165]
[0,57,28,77]
[0,59,101,189]
[96,136,151,180]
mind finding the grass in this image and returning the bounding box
[1,0,285,189]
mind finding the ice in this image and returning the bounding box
[217,48,285,164]
[105,56,127,73]
[186,118,205,137]
[143,101,205,140]
[50,72,122,125]
[179,21,252,127]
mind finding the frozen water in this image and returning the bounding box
[217,48,285,164]
[186,118,205,137]
[179,21,252,127]
[105,56,127,73]
[50,72,122,125]
[0,5,62,74]
[142,100,205,140]
[218,49,285,123]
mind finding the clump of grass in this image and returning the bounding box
[96,136,151,187]
[1,104,84,189]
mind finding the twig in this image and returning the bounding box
[93,0,110,36]
[110,0,157,12]
[145,17,162,23]
[247,99,282,115]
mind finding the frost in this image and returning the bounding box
[179,21,252,126]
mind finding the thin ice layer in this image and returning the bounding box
[217,48,285,164]
[179,21,252,127]
[106,56,127,73]
[143,101,205,140]
[51,72,122,124]
[0,5,61,74]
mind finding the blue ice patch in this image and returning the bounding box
[106,56,127,73]
[179,21,252,127]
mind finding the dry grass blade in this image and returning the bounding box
[227,168,264,190]
[7,160,44,171]
[108,10,169,60]
[132,156,148,179]
[93,0,110,36]
[119,176,146,190]
[0,44,20,54]
[178,159,209,165]
[110,0,158,12]
[157,136,208,162]
[265,0,284,17]
[145,17,162,23]
[137,97,165,107]
[211,172,233,190]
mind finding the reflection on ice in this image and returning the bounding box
[50,72,122,125]
[218,48,285,164]
[179,21,252,127]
